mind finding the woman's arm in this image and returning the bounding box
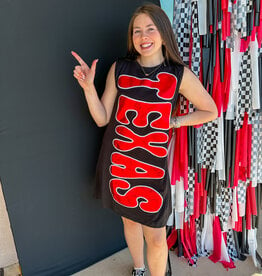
[72,51,118,127]
[172,66,218,127]
[83,62,117,127]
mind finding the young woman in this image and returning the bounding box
[72,4,217,276]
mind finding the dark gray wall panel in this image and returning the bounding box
[0,0,159,275]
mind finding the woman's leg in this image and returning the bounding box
[142,225,167,276]
[121,217,145,268]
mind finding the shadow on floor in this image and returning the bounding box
[72,248,262,276]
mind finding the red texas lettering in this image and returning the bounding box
[110,179,163,213]
[113,125,168,157]
[118,72,177,100]
[110,152,165,179]
[116,95,171,130]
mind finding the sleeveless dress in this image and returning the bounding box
[96,58,184,228]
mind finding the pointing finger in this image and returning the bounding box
[71,51,87,66]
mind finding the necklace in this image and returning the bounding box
[137,60,165,77]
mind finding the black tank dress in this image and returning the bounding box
[96,58,184,228]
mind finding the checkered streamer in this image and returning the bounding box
[257,113,262,183]
[191,1,201,77]
[173,0,196,115]
[227,229,238,261]
[226,2,235,49]
[173,0,191,65]
[217,187,232,231]
[195,217,202,257]
[247,0,253,13]
[184,216,203,267]
[184,190,190,222]
[237,180,248,204]
[232,0,237,30]
[185,1,200,115]
[188,254,198,267]
[250,111,262,185]
[179,95,188,114]
[228,0,233,13]
[188,251,210,267]
[194,216,211,258]
[197,119,219,171]
[216,193,222,216]
[173,0,191,115]
[179,98,194,114]
[233,0,247,38]
[184,168,195,222]
[234,48,252,130]
[197,125,202,165]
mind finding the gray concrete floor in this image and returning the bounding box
[2,263,21,276]
[0,183,18,268]
[3,212,262,276]
[72,202,262,276]
[73,247,262,276]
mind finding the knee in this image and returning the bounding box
[145,233,167,249]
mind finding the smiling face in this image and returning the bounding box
[132,13,164,65]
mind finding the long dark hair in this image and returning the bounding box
[127,3,185,66]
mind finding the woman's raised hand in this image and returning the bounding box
[71,51,98,91]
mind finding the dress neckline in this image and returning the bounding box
[135,60,166,77]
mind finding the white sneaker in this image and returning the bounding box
[132,267,146,276]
